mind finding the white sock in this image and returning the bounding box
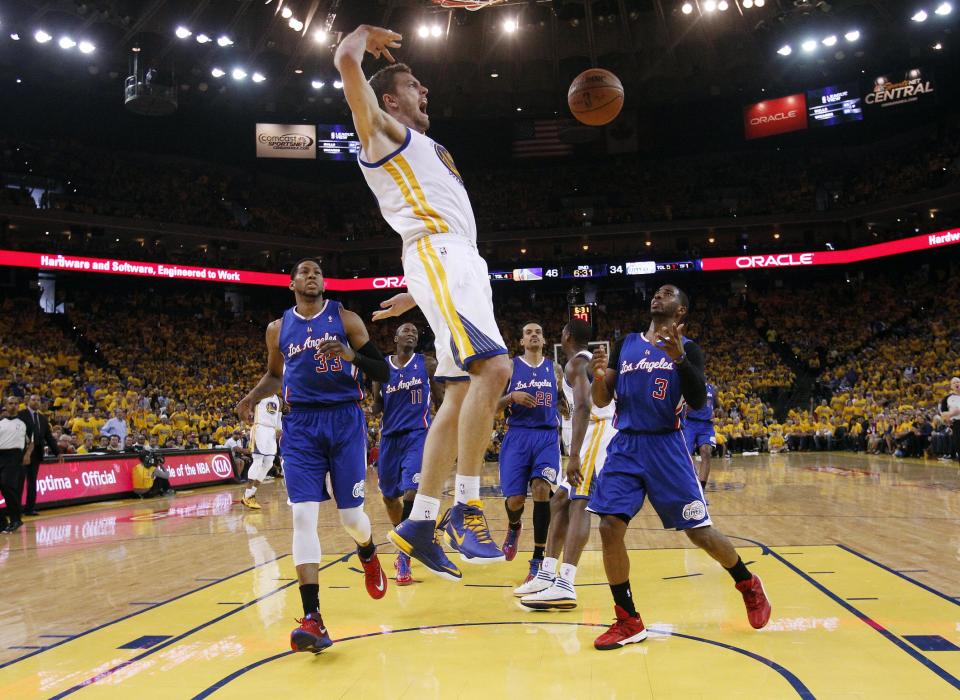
[244,486,257,498]
[541,556,559,576]
[455,474,480,505]
[410,494,442,521]
[559,563,577,585]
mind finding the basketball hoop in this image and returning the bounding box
[431,0,504,10]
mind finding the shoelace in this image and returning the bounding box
[463,507,495,544]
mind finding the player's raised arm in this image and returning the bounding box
[591,341,618,408]
[334,25,406,150]
[237,319,284,423]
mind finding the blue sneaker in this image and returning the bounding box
[389,519,462,581]
[443,500,505,564]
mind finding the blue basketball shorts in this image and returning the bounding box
[682,420,717,454]
[587,430,711,530]
[498,427,561,497]
[281,402,367,508]
[378,428,427,499]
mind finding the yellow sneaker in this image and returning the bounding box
[241,495,262,510]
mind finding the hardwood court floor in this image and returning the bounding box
[0,452,957,698]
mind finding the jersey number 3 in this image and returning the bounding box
[652,378,668,401]
[314,350,343,374]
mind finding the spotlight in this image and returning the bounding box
[912,10,928,22]
[743,0,753,7]
[252,72,265,83]
[933,41,943,49]
[718,0,729,10]
[703,0,717,12]
[58,36,76,49]
[503,18,518,33]
[281,6,293,19]
[418,25,430,38]
[294,68,303,74]
[10,33,20,40]
[777,44,792,56]
[211,67,225,78]
[175,26,192,39]
[313,30,327,43]
[801,38,817,52]
[845,30,860,42]
[288,18,304,32]
[822,35,837,46]
[311,79,324,89]
[431,25,442,37]
[681,2,694,13]
[217,35,233,47]
[196,33,211,43]
[34,30,52,44]
[490,72,499,77]
[935,2,952,15]
[333,79,343,89]
[232,68,247,80]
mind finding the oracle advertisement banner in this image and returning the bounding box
[700,228,960,271]
[0,450,236,509]
[0,249,409,291]
[743,93,808,140]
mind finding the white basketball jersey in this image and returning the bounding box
[254,396,282,431]
[358,127,477,251]
[562,350,616,422]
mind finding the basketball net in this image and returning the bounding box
[431,0,504,10]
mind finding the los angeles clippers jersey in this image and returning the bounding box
[506,357,560,429]
[358,127,477,251]
[380,353,432,435]
[254,395,282,430]
[279,301,364,406]
[613,333,690,432]
[685,383,715,423]
[562,350,616,423]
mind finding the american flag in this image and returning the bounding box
[512,120,574,159]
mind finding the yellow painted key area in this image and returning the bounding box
[0,453,958,699]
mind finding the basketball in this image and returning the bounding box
[567,68,624,126]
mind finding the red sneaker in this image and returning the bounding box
[502,523,521,562]
[362,552,388,599]
[594,605,648,650]
[395,552,413,586]
[736,574,771,629]
[290,612,333,653]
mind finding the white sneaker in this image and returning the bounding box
[520,580,578,610]
[514,572,554,596]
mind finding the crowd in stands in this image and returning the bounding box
[2,114,958,248]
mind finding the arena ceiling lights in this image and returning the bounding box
[777,29,859,58]
[28,28,95,53]
[912,3,953,21]
[680,0,764,16]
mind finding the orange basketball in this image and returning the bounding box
[567,68,624,126]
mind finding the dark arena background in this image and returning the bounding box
[0,0,959,697]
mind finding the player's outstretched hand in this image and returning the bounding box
[566,453,583,488]
[510,391,539,408]
[589,345,608,380]
[655,322,686,361]
[236,395,255,424]
[372,292,417,321]
[361,26,402,63]
[317,338,357,363]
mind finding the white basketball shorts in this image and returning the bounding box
[402,235,507,381]
[556,418,617,500]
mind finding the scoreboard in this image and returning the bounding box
[316,124,362,161]
[569,303,595,327]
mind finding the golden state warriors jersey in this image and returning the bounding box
[358,127,477,250]
[561,350,616,422]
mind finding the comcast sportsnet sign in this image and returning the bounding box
[700,229,960,271]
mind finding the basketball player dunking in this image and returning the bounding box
[236,259,392,654]
[588,284,771,650]
[335,26,512,579]
[370,323,443,585]
[495,322,561,585]
[517,319,617,610]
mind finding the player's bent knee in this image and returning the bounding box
[684,524,712,547]
[338,506,372,544]
[291,501,321,565]
[599,515,626,542]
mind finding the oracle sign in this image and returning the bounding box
[735,253,815,269]
[372,275,407,289]
[0,450,236,509]
[744,94,808,140]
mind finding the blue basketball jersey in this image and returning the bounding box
[506,356,560,429]
[279,300,364,406]
[381,353,432,435]
[613,333,689,432]
[685,383,715,423]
